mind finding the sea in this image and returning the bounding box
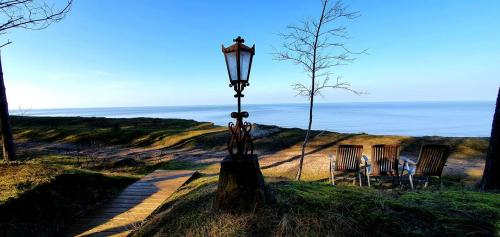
[13,101,495,137]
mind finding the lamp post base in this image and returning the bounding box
[214,154,270,210]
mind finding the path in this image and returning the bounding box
[69,170,196,237]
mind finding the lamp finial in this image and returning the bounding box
[233,36,244,44]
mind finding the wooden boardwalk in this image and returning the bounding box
[69,170,196,237]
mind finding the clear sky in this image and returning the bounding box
[1,0,499,109]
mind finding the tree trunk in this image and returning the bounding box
[296,96,314,180]
[481,87,500,190]
[0,53,16,161]
[295,0,328,181]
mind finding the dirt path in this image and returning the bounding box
[18,140,485,185]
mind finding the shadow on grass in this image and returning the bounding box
[131,160,214,175]
[261,134,357,170]
[12,116,223,148]
[399,136,489,158]
[84,157,216,176]
[134,179,500,237]
[0,170,137,237]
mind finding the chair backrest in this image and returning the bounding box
[335,145,363,172]
[415,144,450,176]
[370,144,400,177]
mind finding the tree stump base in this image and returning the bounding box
[214,154,269,210]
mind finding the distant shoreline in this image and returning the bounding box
[10,101,495,137]
[11,115,491,140]
[10,100,495,111]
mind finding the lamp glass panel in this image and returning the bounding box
[239,51,251,82]
[225,52,238,81]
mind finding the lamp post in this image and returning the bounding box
[222,36,255,157]
[214,36,269,210]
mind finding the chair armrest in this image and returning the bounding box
[362,155,371,174]
[362,155,371,168]
[402,161,417,175]
[401,156,417,165]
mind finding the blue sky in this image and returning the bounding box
[1,0,499,109]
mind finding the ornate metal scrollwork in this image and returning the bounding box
[227,111,254,157]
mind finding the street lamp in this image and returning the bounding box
[215,36,269,210]
[222,36,255,157]
[222,36,255,87]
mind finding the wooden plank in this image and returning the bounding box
[69,170,195,237]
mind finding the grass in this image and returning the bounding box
[0,167,136,236]
[11,116,225,149]
[0,162,62,204]
[11,116,489,159]
[0,116,494,236]
[133,177,500,237]
[101,159,213,175]
[1,154,197,235]
[0,116,228,236]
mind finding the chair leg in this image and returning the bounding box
[400,166,404,185]
[399,171,403,186]
[329,159,332,184]
[332,174,335,186]
[329,170,332,184]
[367,174,371,187]
[409,175,414,190]
[358,172,362,187]
[424,176,429,188]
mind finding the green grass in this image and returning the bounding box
[134,177,500,237]
[1,116,228,236]
[11,116,225,148]
[0,162,62,204]
[12,116,489,158]
[98,159,214,175]
[1,116,494,236]
[0,153,140,204]
[0,169,136,236]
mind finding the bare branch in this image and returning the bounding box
[0,39,11,48]
[291,82,312,98]
[314,75,366,96]
[0,0,73,34]
[274,0,366,86]
[273,51,313,72]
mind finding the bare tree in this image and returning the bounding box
[274,0,365,180]
[0,55,15,161]
[0,0,72,161]
[481,87,500,190]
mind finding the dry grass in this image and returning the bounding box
[0,162,62,204]
[6,116,491,190]
[2,116,493,236]
[257,132,488,183]
[149,127,226,149]
[133,176,500,237]
[0,167,136,236]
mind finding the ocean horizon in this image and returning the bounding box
[12,101,495,137]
